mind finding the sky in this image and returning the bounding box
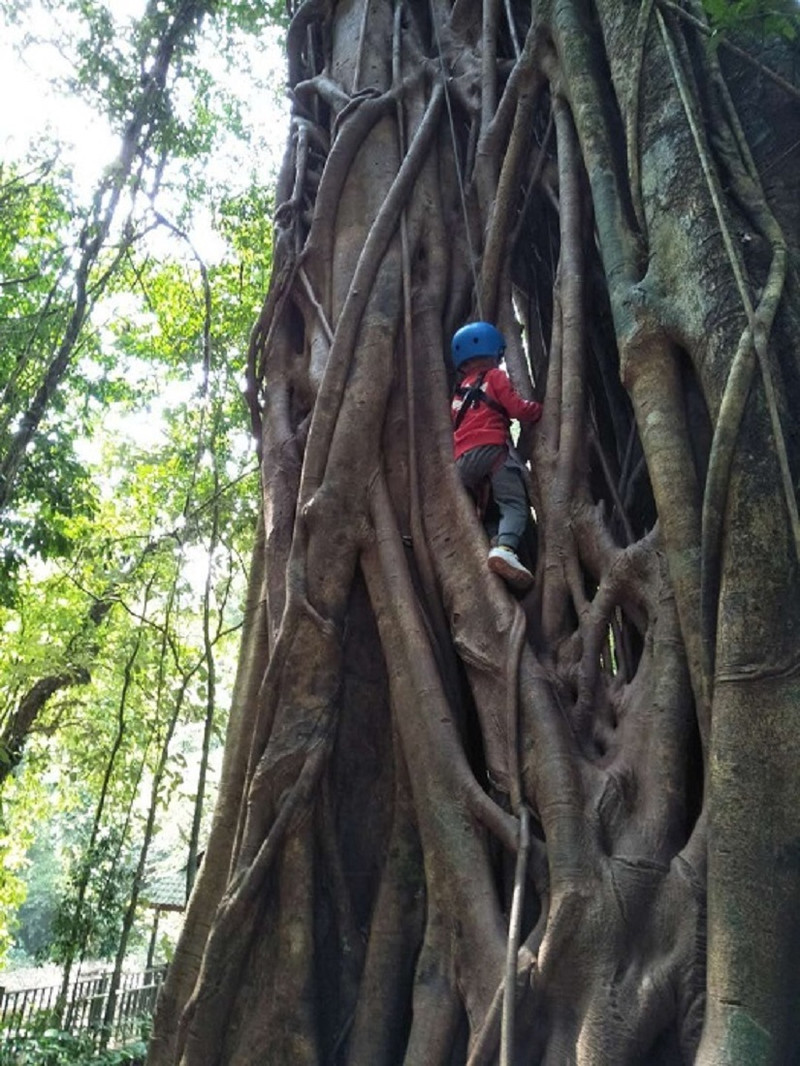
[0,1,289,255]
[0,2,139,184]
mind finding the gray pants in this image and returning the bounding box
[455,445,529,550]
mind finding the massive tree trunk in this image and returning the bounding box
[148,1,800,1063]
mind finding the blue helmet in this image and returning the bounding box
[451,321,506,369]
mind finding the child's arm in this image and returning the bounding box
[489,368,543,424]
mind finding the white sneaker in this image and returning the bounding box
[487,546,534,593]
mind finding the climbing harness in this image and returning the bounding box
[453,371,510,432]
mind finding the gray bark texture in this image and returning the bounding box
[147,1,800,1064]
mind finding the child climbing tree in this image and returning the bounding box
[148,0,800,1063]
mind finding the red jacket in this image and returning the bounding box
[451,366,542,459]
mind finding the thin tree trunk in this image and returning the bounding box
[58,589,152,1008]
[186,484,221,897]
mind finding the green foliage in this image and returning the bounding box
[50,824,137,965]
[0,757,53,961]
[702,0,798,40]
[219,0,289,33]
[0,0,267,593]
[0,162,95,601]
[0,1029,146,1066]
[10,824,64,959]
[0,813,29,960]
[0,0,282,975]
[0,432,98,604]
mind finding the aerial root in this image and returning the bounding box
[658,8,796,674]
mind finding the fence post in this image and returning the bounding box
[0,967,166,1047]
[88,972,110,1046]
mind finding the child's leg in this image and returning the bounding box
[455,445,506,492]
[457,447,533,592]
[455,445,506,530]
[490,459,529,550]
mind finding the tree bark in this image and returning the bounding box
[148,1,800,1063]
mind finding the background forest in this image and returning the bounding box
[0,0,286,983]
[1,0,799,1064]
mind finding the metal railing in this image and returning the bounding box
[0,965,164,1047]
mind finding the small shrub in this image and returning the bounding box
[0,1029,146,1066]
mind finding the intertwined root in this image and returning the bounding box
[148,2,800,1064]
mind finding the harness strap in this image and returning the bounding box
[453,371,507,431]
